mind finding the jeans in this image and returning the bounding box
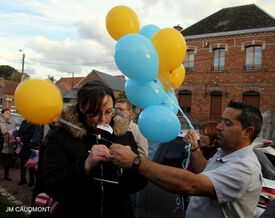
[130,192,139,218]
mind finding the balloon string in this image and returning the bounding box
[158,74,194,130]
[59,118,86,132]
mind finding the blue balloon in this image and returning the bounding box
[161,91,179,114]
[125,79,164,108]
[114,34,159,82]
[139,24,160,40]
[138,105,181,143]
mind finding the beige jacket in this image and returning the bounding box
[128,120,148,158]
[0,116,16,154]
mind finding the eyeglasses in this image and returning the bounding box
[88,108,114,118]
[115,107,130,112]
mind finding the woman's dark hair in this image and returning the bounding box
[200,121,218,145]
[76,80,115,117]
[227,101,263,142]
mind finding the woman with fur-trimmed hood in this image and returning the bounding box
[42,80,147,218]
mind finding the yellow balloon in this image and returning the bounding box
[14,79,63,125]
[152,28,186,71]
[171,64,185,89]
[106,5,139,41]
[157,70,171,91]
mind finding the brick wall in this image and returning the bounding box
[176,31,275,125]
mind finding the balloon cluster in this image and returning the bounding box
[106,6,188,143]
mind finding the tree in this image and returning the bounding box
[0,65,19,80]
[10,72,22,82]
[48,75,56,83]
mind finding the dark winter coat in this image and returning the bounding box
[42,105,147,218]
[0,130,4,152]
[17,120,40,157]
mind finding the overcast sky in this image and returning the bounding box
[1,0,274,81]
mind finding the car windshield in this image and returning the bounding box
[254,149,275,180]
[10,113,24,129]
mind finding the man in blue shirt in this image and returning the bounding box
[110,101,263,218]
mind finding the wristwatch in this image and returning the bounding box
[132,155,141,170]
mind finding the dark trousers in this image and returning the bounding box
[130,192,139,218]
[1,153,13,178]
[19,151,35,183]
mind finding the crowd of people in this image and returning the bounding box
[0,80,272,218]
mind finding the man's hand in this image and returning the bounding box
[84,144,110,175]
[110,144,136,169]
[183,130,199,150]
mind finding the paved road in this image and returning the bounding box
[0,166,33,206]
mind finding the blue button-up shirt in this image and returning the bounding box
[186,145,262,218]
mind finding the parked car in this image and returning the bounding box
[139,135,275,218]
[10,113,24,130]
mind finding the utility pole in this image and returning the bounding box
[72,72,74,88]
[19,49,25,82]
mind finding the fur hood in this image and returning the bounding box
[60,104,130,139]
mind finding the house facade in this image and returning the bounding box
[56,76,84,96]
[0,79,19,112]
[175,4,275,127]
[63,69,126,104]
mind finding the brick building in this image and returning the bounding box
[0,79,19,112]
[63,69,126,103]
[175,4,275,127]
[56,76,84,96]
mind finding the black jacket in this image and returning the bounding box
[42,105,147,218]
[0,130,3,152]
[17,120,40,156]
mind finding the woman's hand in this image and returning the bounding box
[84,144,110,175]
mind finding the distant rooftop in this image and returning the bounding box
[76,69,125,91]
[94,70,125,91]
[64,69,125,99]
[181,4,275,36]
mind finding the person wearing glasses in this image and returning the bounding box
[115,98,148,218]
[115,98,148,158]
[41,80,147,217]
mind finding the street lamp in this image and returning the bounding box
[19,49,25,82]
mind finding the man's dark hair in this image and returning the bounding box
[77,80,115,117]
[227,101,263,142]
[116,98,133,110]
[1,108,10,114]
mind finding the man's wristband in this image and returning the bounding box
[190,146,199,152]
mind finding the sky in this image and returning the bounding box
[0,0,274,81]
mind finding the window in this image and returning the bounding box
[245,45,262,70]
[178,90,192,113]
[183,50,194,72]
[243,91,260,109]
[11,99,15,107]
[0,98,3,106]
[212,48,225,71]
